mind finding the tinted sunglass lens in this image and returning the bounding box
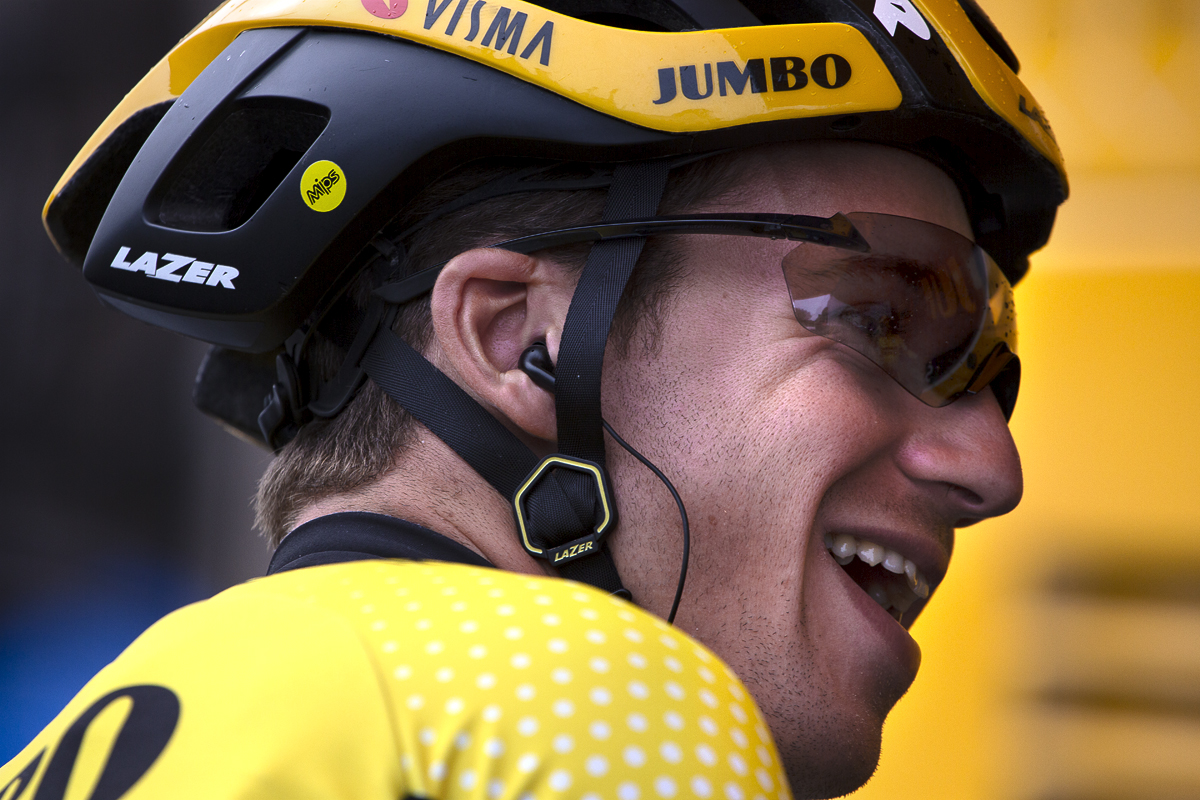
[782,213,1015,408]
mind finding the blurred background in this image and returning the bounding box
[850,2,1200,799]
[1,1,1198,796]
[0,0,272,758]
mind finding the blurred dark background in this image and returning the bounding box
[0,0,270,759]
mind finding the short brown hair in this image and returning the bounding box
[255,156,743,545]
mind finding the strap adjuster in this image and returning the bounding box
[513,455,617,564]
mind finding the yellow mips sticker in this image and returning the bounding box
[301,160,346,212]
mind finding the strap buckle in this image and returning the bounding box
[513,455,617,565]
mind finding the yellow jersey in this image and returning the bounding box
[1,557,792,800]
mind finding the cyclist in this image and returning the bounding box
[2,0,1064,798]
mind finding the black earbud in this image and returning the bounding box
[519,342,556,393]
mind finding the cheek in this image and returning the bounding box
[620,331,895,579]
[695,354,891,569]
[601,264,901,614]
[687,335,892,488]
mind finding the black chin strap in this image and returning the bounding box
[352,161,670,600]
[359,327,631,593]
[555,161,671,462]
[360,329,536,500]
[543,162,670,591]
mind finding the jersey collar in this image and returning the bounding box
[267,512,494,575]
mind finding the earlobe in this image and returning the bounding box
[430,247,572,445]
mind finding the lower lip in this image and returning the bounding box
[830,555,922,676]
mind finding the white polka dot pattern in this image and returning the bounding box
[282,560,791,800]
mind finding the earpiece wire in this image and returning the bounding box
[602,419,690,624]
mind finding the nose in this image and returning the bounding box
[895,387,1024,526]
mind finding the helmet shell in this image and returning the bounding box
[44,0,1066,353]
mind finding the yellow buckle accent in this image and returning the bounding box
[513,455,614,557]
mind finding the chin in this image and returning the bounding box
[774,715,884,800]
[758,670,910,800]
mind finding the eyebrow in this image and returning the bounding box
[786,251,946,286]
[829,253,945,280]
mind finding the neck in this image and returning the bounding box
[290,439,550,577]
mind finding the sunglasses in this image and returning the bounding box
[375,211,1020,418]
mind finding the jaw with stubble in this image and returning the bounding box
[698,575,914,799]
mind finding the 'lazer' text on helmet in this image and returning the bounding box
[109,247,239,289]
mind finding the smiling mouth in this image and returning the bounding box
[824,533,932,626]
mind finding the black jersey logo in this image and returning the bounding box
[3,685,179,800]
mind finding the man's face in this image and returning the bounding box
[601,142,1023,798]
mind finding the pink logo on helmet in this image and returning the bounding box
[361,0,407,19]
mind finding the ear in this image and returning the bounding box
[430,247,572,445]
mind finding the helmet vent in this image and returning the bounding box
[154,101,329,232]
[45,100,173,268]
[829,114,863,132]
[958,0,1020,73]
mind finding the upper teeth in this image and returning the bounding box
[822,532,930,599]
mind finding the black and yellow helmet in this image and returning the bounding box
[44,0,1066,600]
[46,0,1063,346]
